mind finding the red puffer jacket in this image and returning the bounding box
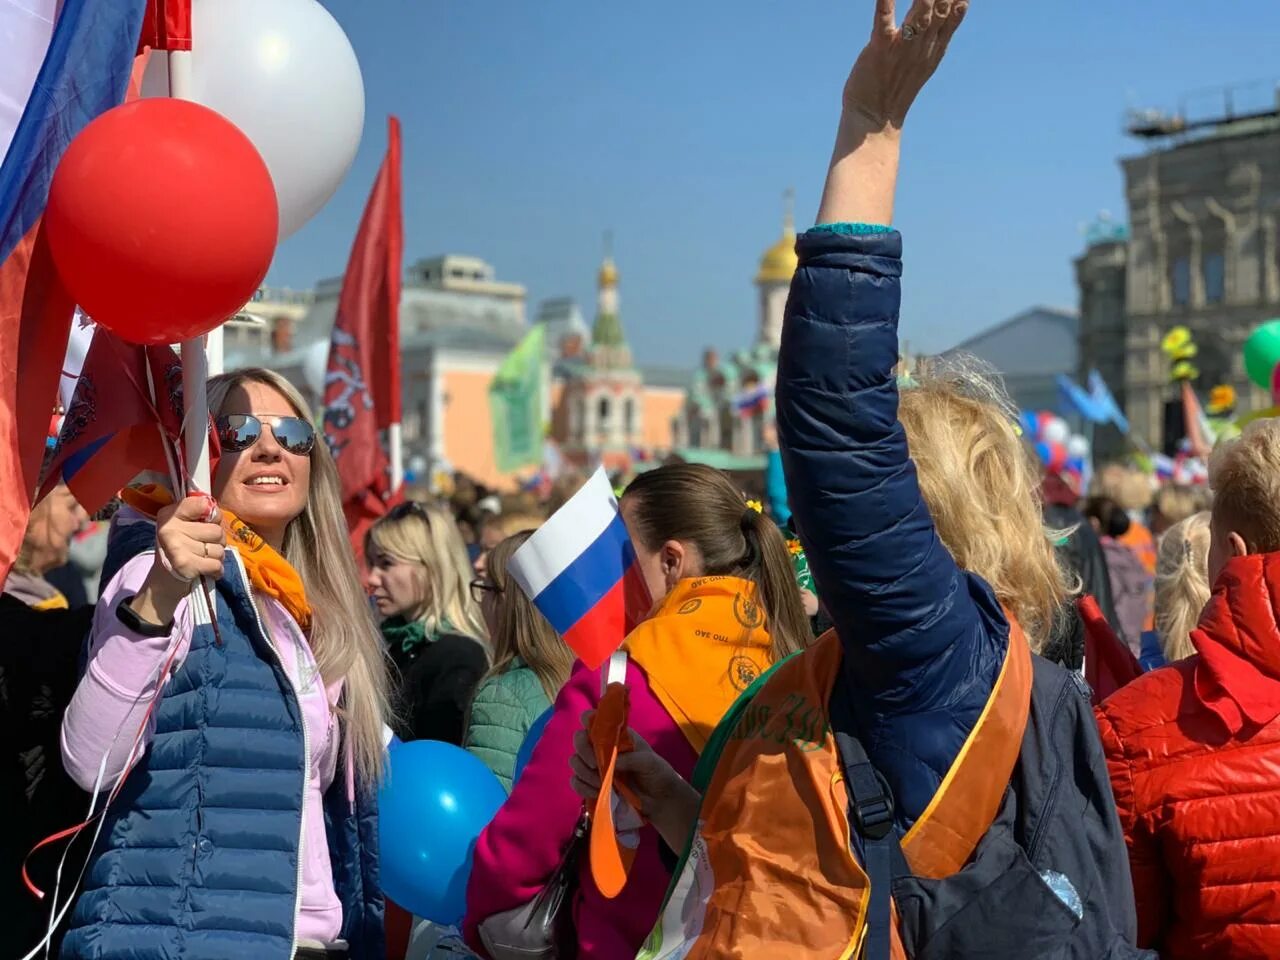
[1096,552,1280,960]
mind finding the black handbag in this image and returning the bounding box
[477,809,589,960]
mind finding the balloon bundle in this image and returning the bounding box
[44,0,366,348]
[1021,411,1091,491]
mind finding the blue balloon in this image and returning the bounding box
[513,708,553,785]
[378,740,507,924]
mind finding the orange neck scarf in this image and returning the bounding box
[121,484,313,633]
[624,575,776,755]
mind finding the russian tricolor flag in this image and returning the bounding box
[508,467,651,670]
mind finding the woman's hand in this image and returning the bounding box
[844,0,969,131]
[131,496,225,627]
[818,0,969,226]
[570,712,701,854]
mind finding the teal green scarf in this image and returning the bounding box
[381,616,461,654]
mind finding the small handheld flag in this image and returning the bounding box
[508,467,649,669]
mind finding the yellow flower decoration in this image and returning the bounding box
[1171,360,1200,383]
[786,538,804,556]
[1208,384,1237,416]
[1161,326,1192,356]
[745,499,763,515]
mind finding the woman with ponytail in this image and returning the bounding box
[462,463,808,960]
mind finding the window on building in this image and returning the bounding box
[1204,251,1225,304]
[1171,256,1191,307]
[624,398,635,434]
[598,397,611,424]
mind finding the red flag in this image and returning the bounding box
[0,0,147,580]
[1079,595,1143,706]
[322,117,403,550]
[40,332,186,513]
[137,0,192,53]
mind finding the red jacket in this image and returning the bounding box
[1096,552,1280,959]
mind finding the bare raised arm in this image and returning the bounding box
[817,0,968,226]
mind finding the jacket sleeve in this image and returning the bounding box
[463,676,526,791]
[409,636,487,746]
[1095,706,1169,951]
[463,663,598,957]
[776,228,1006,749]
[60,553,192,792]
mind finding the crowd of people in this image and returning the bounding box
[7,2,1280,959]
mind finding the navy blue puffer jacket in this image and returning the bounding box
[62,523,384,960]
[776,226,1008,829]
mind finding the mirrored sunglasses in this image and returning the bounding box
[215,414,316,457]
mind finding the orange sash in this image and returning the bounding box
[641,619,1034,960]
[624,576,776,755]
[120,483,313,632]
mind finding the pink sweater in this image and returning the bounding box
[463,658,698,960]
[61,552,344,944]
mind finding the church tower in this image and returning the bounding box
[755,189,798,350]
[560,233,644,470]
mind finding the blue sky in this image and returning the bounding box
[268,1,1280,367]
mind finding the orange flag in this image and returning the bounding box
[589,665,642,899]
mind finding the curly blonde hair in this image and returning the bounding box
[1154,512,1211,662]
[897,358,1071,651]
[1209,418,1280,555]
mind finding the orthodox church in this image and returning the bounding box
[671,194,798,468]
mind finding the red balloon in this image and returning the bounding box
[44,98,278,346]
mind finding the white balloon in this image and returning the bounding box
[1067,434,1090,459]
[1042,418,1070,446]
[142,0,365,240]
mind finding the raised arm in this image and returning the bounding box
[778,0,993,689]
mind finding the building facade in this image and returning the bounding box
[1076,93,1280,455]
[943,307,1081,415]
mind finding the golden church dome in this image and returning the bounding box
[756,189,799,285]
[755,230,798,285]
[598,257,619,288]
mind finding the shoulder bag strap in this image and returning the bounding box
[828,675,909,960]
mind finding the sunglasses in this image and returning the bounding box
[388,500,430,522]
[215,414,316,457]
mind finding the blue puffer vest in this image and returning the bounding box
[63,522,384,960]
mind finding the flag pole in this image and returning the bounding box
[388,422,403,493]
[168,50,212,493]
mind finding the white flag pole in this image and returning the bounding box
[388,422,404,494]
[167,50,213,494]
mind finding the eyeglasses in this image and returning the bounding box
[470,578,502,604]
[215,414,315,457]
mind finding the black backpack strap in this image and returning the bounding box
[829,676,909,960]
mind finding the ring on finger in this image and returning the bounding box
[901,23,918,40]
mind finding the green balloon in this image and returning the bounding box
[1244,320,1280,390]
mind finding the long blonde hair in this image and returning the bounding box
[1154,512,1212,662]
[207,368,390,785]
[365,503,488,645]
[897,359,1070,651]
[482,531,574,702]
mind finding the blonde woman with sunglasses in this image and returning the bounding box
[364,502,488,745]
[59,368,389,960]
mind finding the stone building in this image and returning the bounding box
[1076,86,1280,455]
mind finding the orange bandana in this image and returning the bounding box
[624,576,776,755]
[120,484,313,633]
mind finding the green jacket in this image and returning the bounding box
[463,659,552,791]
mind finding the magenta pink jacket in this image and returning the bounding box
[463,658,698,960]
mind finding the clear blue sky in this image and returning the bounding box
[267,1,1280,366]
